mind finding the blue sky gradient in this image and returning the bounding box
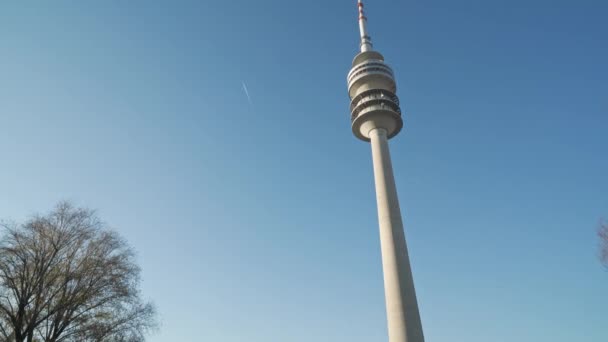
[1,1,607,341]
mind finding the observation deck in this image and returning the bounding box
[347,51,403,141]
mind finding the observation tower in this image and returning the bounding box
[347,1,425,341]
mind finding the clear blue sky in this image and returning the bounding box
[1,1,607,341]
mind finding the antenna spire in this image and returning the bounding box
[358,0,373,52]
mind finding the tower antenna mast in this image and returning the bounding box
[358,0,373,52]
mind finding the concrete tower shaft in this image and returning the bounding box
[369,127,425,342]
[346,2,425,342]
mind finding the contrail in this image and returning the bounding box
[241,81,253,107]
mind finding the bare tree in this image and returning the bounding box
[600,221,608,269]
[0,202,156,342]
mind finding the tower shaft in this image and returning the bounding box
[369,128,425,342]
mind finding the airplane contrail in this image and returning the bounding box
[241,81,253,107]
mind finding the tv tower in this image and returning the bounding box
[347,1,425,341]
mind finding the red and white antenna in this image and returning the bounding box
[358,0,373,52]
